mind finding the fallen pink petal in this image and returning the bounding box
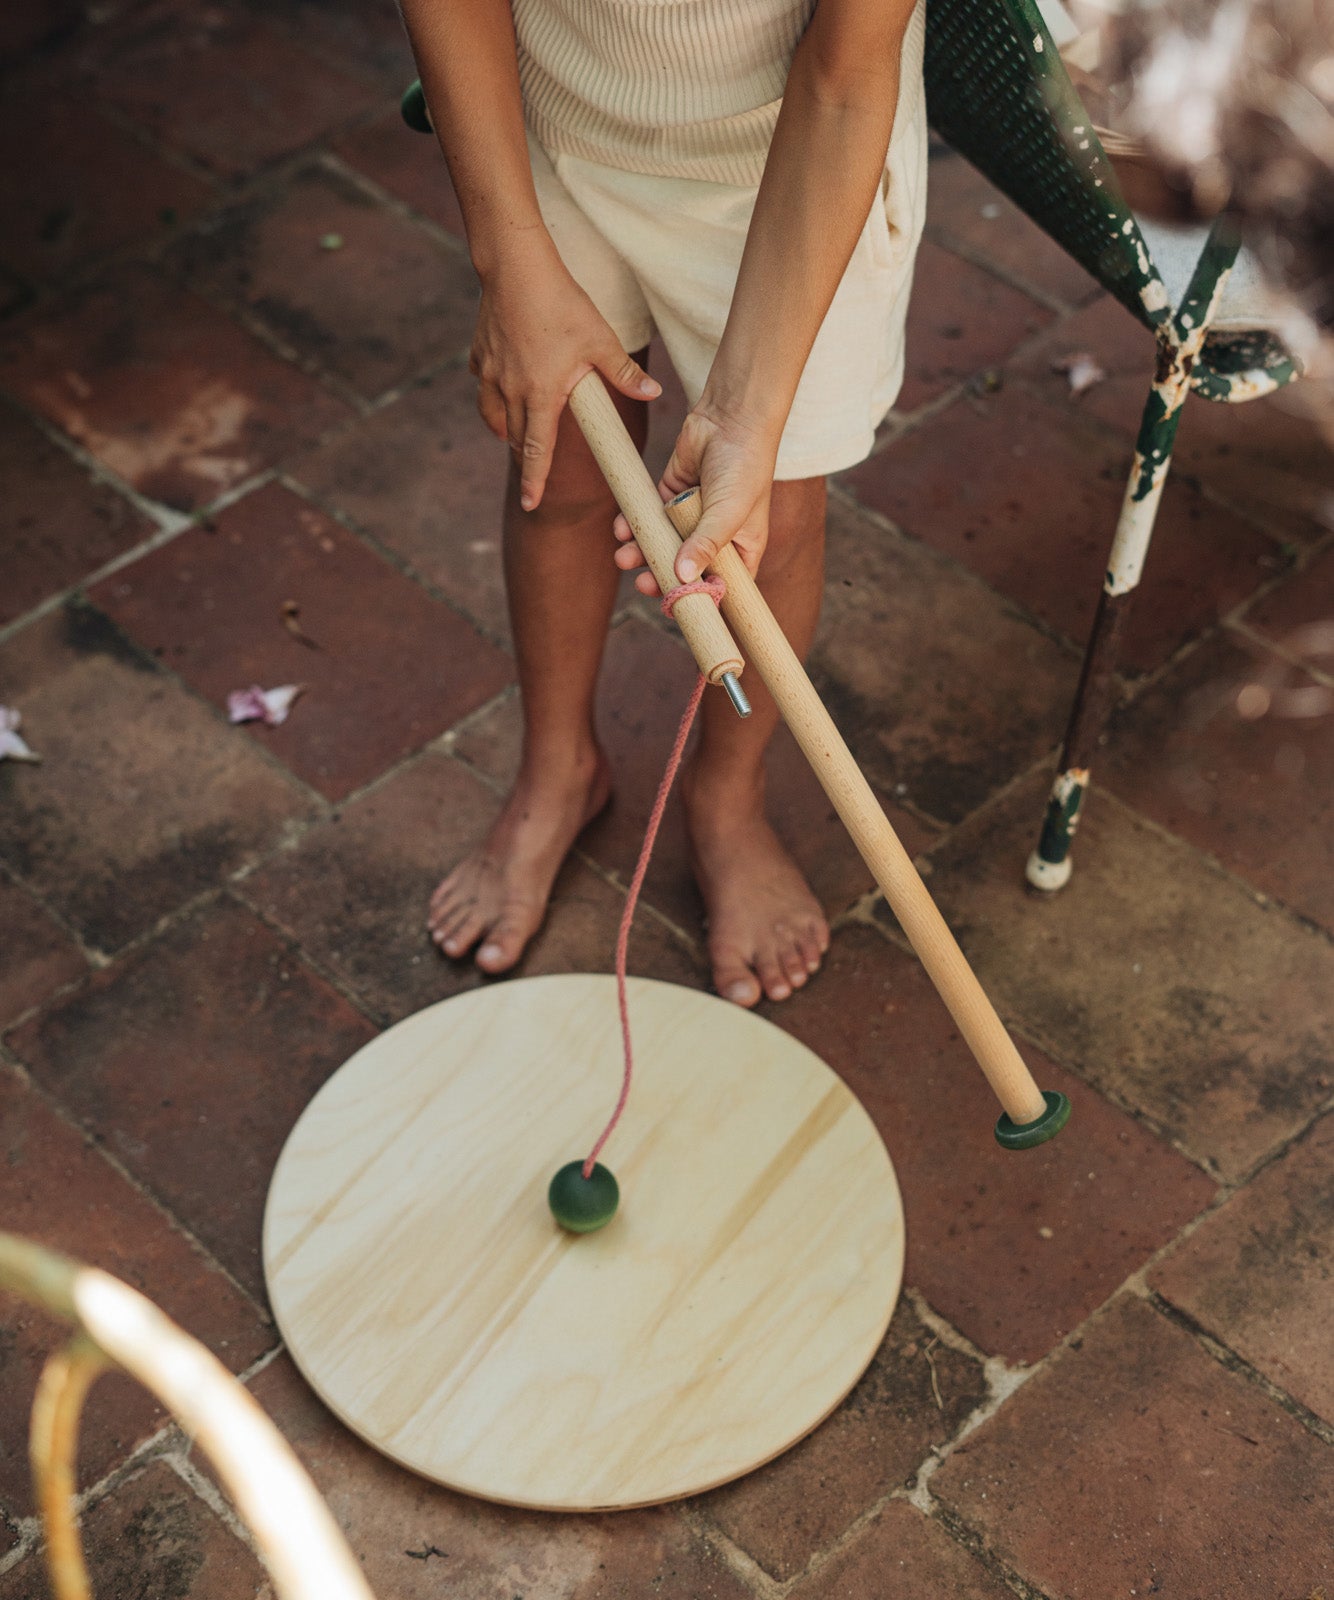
[1051,350,1108,397]
[226,684,304,726]
[0,706,39,762]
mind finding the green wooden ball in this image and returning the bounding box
[548,1161,619,1233]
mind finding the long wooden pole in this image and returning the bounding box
[568,377,744,687]
[569,373,1054,1134]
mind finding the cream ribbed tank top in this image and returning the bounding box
[515,0,923,186]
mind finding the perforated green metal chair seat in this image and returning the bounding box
[924,0,1299,398]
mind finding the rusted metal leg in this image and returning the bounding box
[31,1336,108,1600]
[1026,227,1239,891]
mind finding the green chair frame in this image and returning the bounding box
[924,0,1301,889]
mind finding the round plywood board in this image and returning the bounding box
[264,975,903,1511]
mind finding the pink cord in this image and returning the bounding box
[581,575,726,1178]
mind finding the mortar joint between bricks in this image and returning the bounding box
[921,226,1080,319]
[224,888,386,1030]
[317,150,476,265]
[1145,1290,1334,1447]
[0,1519,40,1579]
[7,1060,274,1325]
[165,1446,268,1559]
[675,1504,787,1599]
[925,1499,1061,1600]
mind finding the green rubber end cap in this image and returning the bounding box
[548,1161,619,1233]
[400,79,433,134]
[995,1090,1071,1151]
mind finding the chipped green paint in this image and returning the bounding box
[1191,330,1300,402]
[923,0,1299,401]
[923,0,1169,329]
[1035,766,1089,867]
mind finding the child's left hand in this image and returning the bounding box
[612,404,779,594]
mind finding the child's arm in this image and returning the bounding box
[399,0,660,511]
[618,0,918,588]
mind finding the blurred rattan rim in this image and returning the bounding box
[0,1232,377,1600]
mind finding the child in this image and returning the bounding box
[405,0,927,1007]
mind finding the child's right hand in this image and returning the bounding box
[470,234,660,511]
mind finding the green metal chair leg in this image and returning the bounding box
[1027,226,1241,891]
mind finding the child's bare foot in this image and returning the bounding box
[682,765,829,1007]
[428,748,611,974]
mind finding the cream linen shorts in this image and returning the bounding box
[528,124,928,480]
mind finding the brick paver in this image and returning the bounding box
[333,109,469,239]
[894,238,1053,413]
[91,479,513,800]
[0,402,154,626]
[238,747,704,1025]
[1152,1110,1334,1427]
[75,0,384,179]
[1012,292,1334,545]
[0,264,350,510]
[206,1356,755,1600]
[810,491,1077,824]
[0,1460,271,1599]
[455,613,930,934]
[290,363,512,641]
[846,383,1284,674]
[777,925,1217,1362]
[0,604,311,953]
[699,1298,988,1583]
[6,899,378,1300]
[0,1069,271,1514]
[0,88,212,285]
[923,149,1100,311]
[0,876,84,1027]
[788,1499,1015,1600]
[1,11,1330,1596]
[927,775,1334,1182]
[934,1296,1334,1600]
[169,161,478,401]
[1102,627,1334,934]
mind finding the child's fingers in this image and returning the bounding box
[674,507,734,583]
[517,400,561,512]
[675,502,765,582]
[597,347,661,402]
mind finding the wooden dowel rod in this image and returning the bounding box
[665,486,1049,1128]
[568,374,745,687]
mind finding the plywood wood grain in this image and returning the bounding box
[264,975,903,1510]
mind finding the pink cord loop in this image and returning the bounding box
[582,672,708,1180]
[661,574,726,619]
[580,577,729,1179]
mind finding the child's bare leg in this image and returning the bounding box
[684,476,829,1006]
[428,386,649,971]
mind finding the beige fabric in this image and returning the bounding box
[529,95,928,478]
[516,0,925,186]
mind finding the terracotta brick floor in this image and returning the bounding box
[2,6,1333,1597]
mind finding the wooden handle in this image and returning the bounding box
[568,374,745,686]
[665,488,1048,1128]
